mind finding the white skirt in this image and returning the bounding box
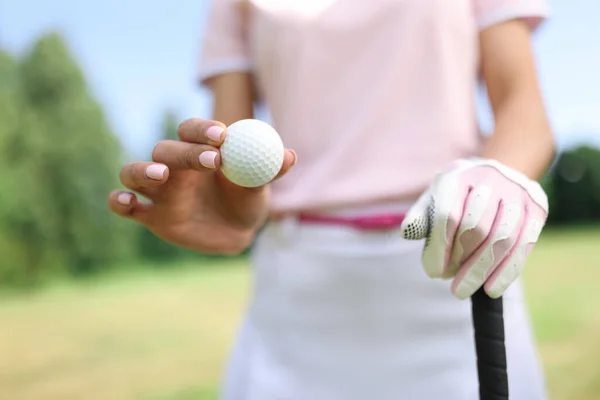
[219,218,547,400]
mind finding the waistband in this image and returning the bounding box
[270,201,410,231]
[296,213,405,230]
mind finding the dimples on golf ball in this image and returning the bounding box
[219,119,285,188]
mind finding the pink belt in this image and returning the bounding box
[293,213,406,231]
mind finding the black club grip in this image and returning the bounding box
[471,287,509,400]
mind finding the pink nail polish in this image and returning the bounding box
[146,164,167,180]
[206,126,224,142]
[117,193,132,205]
[199,151,218,169]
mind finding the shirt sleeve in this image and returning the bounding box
[198,0,253,86]
[474,0,550,31]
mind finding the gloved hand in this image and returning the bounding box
[400,158,549,299]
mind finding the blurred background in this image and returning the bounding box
[0,0,599,399]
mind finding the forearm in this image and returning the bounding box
[479,19,555,181]
[208,72,255,125]
[481,91,555,180]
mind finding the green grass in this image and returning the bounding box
[522,227,600,399]
[1,229,600,400]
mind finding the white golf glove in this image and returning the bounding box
[400,158,549,299]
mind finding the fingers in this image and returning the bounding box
[173,118,298,181]
[446,186,497,277]
[272,149,297,181]
[152,140,221,171]
[120,162,170,193]
[420,176,471,279]
[177,118,226,145]
[450,200,524,299]
[107,190,153,224]
[484,204,546,298]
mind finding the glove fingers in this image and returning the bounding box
[420,175,471,278]
[484,203,546,298]
[446,185,497,278]
[451,200,525,299]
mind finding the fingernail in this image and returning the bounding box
[206,126,224,142]
[290,150,298,166]
[146,164,167,180]
[199,151,218,168]
[117,192,132,205]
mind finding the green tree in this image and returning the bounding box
[547,145,600,225]
[0,33,136,285]
[160,109,180,141]
[0,49,33,283]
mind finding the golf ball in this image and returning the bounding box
[219,119,285,188]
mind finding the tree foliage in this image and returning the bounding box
[0,33,135,285]
[546,145,600,225]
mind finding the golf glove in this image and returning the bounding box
[400,158,549,299]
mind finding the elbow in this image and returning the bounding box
[527,119,556,175]
[548,135,558,163]
[539,120,557,164]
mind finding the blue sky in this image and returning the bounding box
[1,0,598,159]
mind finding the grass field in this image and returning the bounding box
[1,228,600,400]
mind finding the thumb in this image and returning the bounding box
[272,149,298,182]
[401,187,450,279]
[400,189,433,240]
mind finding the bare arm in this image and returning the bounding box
[480,19,555,180]
[204,72,255,125]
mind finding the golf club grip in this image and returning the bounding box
[472,288,509,400]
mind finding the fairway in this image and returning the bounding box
[1,229,599,400]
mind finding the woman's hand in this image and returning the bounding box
[108,118,296,254]
[400,158,548,299]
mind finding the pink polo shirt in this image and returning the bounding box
[199,0,548,214]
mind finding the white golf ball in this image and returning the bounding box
[219,119,285,188]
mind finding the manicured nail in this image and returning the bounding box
[206,126,224,142]
[146,164,167,180]
[199,151,218,169]
[290,150,298,166]
[117,192,132,205]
